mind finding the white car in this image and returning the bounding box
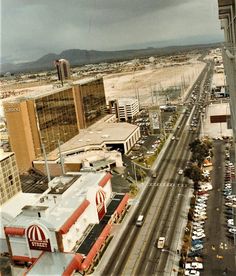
[226,195,236,200]
[193,231,205,236]
[178,169,184,175]
[185,269,200,276]
[192,234,206,240]
[229,228,236,234]
[227,219,235,227]
[194,206,206,211]
[194,211,207,217]
[193,226,204,231]
[185,262,204,270]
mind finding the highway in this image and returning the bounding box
[102,60,214,276]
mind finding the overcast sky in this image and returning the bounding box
[1,0,223,63]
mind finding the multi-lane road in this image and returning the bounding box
[101,60,214,276]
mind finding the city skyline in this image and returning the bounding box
[1,0,223,64]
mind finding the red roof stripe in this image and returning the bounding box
[115,194,129,215]
[12,255,36,263]
[4,227,25,236]
[98,173,112,187]
[59,199,90,234]
[81,223,112,270]
[62,254,83,276]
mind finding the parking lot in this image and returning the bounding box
[201,140,236,275]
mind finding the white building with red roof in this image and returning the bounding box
[2,172,129,274]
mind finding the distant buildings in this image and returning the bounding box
[3,77,107,173]
[0,150,21,205]
[109,98,139,121]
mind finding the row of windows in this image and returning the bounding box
[80,84,107,127]
[35,89,78,154]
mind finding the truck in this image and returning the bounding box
[156,237,165,249]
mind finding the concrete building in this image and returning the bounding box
[33,116,140,176]
[3,78,107,173]
[217,0,236,173]
[109,98,139,121]
[1,172,129,274]
[0,150,21,205]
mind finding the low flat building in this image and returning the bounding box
[201,103,232,138]
[33,117,140,176]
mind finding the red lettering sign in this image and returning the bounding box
[26,225,51,252]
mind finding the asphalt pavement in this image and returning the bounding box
[202,140,236,276]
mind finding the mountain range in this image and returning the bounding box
[1,42,220,74]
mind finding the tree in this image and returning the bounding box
[189,139,210,167]
[129,183,139,196]
[184,164,203,190]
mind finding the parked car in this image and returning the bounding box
[192,233,206,240]
[188,251,203,257]
[227,219,235,227]
[192,240,204,246]
[185,261,204,270]
[184,269,200,276]
[229,228,236,234]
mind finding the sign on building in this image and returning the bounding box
[26,224,52,252]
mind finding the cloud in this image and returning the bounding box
[1,0,223,63]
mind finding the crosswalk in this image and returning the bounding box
[148,182,188,187]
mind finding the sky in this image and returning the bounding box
[1,0,223,64]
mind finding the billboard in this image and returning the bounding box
[150,112,160,130]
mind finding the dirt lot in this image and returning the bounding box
[104,59,205,105]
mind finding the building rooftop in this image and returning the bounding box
[5,172,107,231]
[212,72,225,87]
[38,119,138,161]
[27,252,74,276]
[2,77,102,103]
[0,192,40,239]
[0,150,14,162]
[117,98,138,105]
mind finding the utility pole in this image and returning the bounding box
[58,140,65,175]
[42,143,51,183]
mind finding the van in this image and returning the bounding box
[136,215,144,226]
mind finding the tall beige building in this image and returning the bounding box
[0,150,21,205]
[3,78,107,173]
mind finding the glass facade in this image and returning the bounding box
[80,79,107,127]
[35,88,78,154]
[0,154,21,205]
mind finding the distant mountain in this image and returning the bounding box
[1,42,221,74]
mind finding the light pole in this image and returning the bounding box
[41,143,51,183]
